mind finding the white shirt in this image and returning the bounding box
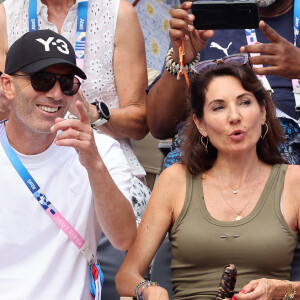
[0,123,132,300]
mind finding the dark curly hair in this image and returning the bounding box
[181,64,286,176]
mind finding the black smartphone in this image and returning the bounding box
[191,0,260,30]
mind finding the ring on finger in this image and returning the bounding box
[76,131,80,140]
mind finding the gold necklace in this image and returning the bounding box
[214,162,261,221]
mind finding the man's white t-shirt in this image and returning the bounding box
[0,123,131,300]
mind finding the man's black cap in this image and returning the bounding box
[5,29,87,79]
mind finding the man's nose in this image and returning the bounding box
[46,80,63,100]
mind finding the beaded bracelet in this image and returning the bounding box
[283,280,296,300]
[139,281,159,300]
[134,280,150,300]
[165,47,200,77]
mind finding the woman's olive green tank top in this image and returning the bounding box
[169,164,297,300]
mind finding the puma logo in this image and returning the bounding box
[210,42,232,56]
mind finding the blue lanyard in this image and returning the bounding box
[1,129,40,194]
[28,0,38,32]
[28,0,88,69]
[75,1,88,71]
[29,0,88,33]
[0,126,104,298]
[294,0,300,46]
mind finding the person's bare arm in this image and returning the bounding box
[94,0,148,140]
[0,4,7,73]
[147,69,188,139]
[0,3,9,121]
[240,20,300,79]
[147,2,214,139]
[115,164,186,299]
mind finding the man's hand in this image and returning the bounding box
[170,1,214,63]
[51,100,101,169]
[68,89,99,124]
[240,20,300,79]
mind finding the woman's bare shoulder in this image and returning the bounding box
[284,165,300,202]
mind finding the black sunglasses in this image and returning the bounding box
[12,71,81,96]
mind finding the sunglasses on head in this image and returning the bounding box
[12,71,81,96]
[191,53,249,74]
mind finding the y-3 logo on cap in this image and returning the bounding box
[36,37,69,55]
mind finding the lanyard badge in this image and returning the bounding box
[28,0,88,81]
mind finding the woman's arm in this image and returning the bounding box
[96,0,148,140]
[115,164,186,299]
[0,4,7,73]
[146,2,214,139]
[0,3,9,121]
[72,0,148,140]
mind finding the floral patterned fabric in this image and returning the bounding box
[129,0,180,72]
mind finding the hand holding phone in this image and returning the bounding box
[191,0,260,30]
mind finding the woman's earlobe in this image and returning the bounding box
[193,114,207,135]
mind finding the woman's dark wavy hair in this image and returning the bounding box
[181,64,286,176]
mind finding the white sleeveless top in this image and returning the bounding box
[4,0,145,177]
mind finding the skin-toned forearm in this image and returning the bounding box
[87,160,137,251]
[71,89,148,140]
[146,69,188,139]
[115,267,146,297]
[0,4,7,73]
[108,0,148,140]
[70,0,149,140]
[0,4,9,121]
[146,1,214,140]
[116,165,184,298]
[90,102,148,140]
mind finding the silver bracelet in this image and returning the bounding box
[165,47,200,76]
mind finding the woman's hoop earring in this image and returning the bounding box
[201,135,208,152]
[261,123,268,141]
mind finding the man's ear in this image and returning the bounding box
[193,114,207,137]
[1,74,15,101]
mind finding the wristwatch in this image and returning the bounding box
[90,101,111,128]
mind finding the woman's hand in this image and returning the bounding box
[235,278,287,300]
[141,285,169,300]
[169,1,214,63]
